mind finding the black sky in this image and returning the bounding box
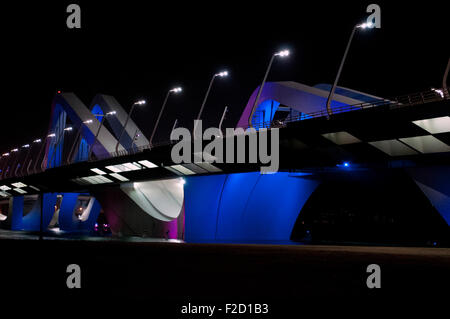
[1,0,449,152]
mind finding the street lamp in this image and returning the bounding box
[250,49,290,127]
[115,99,146,153]
[193,71,228,136]
[325,22,373,116]
[149,87,182,147]
[89,111,116,160]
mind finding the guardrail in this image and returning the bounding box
[249,88,450,130]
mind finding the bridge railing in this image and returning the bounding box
[249,87,450,130]
[79,87,450,161]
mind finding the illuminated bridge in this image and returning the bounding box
[0,83,449,244]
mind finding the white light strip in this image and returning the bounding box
[81,177,100,184]
[110,173,130,182]
[399,136,450,154]
[29,185,40,191]
[81,175,114,184]
[105,165,122,173]
[138,160,158,168]
[182,163,208,174]
[322,131,361,145]
[90,168,107,175]
[0,185,11,191]
[123,162,142,171]
[165,167,183,176]
[171,165,196,175]
[96,175,113,183]
[195,162,223,173]
[412,116,450,134]
[106,163,141,173]
[11,182,27,188]
[369,139,418,156]
[14,188,27,194]
[72,178,87,185]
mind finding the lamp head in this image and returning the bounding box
[170,87,182,93]
[275,50,290,57]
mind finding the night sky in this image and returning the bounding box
[1,1,448,152]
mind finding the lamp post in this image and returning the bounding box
[149,87,182,147]
[193,71,228,136]
[89,111,116,160]
[325,22,373,116]
[218,106,228,134]
[250,50,290,127]
[115,99,146,154]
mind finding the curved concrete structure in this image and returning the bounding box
[120,179,184,222]
[237,81,385,128]
[184,172,320,242]
[90,94,150,151]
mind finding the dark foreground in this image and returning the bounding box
[1,233,449,316]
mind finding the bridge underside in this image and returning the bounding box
[0,166,448,244]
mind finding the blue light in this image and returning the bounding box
[343,162,350,167]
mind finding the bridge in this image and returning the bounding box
[0,83,449,244]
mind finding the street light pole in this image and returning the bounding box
[194,71,228,136]
[325,22,373,116]
[250,50,290,127]
[218,106,228,133]
[115,100,146,154]
[149,87,182,147]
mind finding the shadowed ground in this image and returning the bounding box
[1,231,449,316]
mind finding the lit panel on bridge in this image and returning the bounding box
[13,188,27,194]
[412,116,450,134]
[90,168,107,175]
[322,131,362,145]
[109,173,130,182]
[399,135,450,154]
[138,160,158,168]
[369,139,418,156]
[11,182,27,188]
